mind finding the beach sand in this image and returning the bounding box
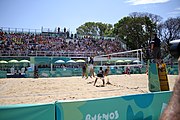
[0,74,178,105]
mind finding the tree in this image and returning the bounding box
[76,22,97,35]
[76,22,114,36]
[158,17,180,44]
[104,24,114,37]
[157,17,180,59]
[130,12,162,40]
[130,12,162,26]
[113,13,156,49]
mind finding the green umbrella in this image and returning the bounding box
[8,60,19,63]
[0,60,8,69]
[55,60,65,64]
[133,60,141,63]
[8,60,19,67]
[116,60,124,63]
[67,60,76,63]
[19,60,30,67]
[0,60,8,64]
[76,59,85,63]
[19,60,30,63]
[124,60,132,63]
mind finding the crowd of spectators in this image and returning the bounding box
[0,31,124,57]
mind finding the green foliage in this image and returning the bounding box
[76,12,179,54]
[76,22,114,36]
[113,16,156,49]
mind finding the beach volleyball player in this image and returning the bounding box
[104,66,111,84]
[89,57,95,78]
[94,67,105,87]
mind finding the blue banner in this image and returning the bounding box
[0,103,55,120]
[55,91,172,120]
[0,92,172,120]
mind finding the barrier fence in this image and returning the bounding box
[0,54,178,78]
[0,64,178,78]
[0,91,172,120]
[0,50,97,57]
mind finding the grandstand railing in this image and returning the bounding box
[0,50,98,58]
[0,50,143,59]
[0,50,142,58]
[1,27,41,34]
[0,27,70,35]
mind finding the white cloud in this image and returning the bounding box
[126,0,170,5]
[168,7,180,16]
[175,7,180,11]
[167,11,180,17]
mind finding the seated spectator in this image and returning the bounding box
[0,31,125,57]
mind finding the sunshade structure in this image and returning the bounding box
[0,60,8,64]
[133,60,141,63]
[67,60,76,63]
[124,60,132,63]
[116,60,124,63]
[76,59,85,63]
[8,60,19,63]
[19,60,30,67]
[0,60,8,69]
[19,60,30,63]
[55,60,65,64]
[8,59,19,67]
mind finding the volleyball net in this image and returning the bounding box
[93,49,146,74]
[94,49,143,67]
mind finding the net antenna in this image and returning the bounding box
[94,49,143,67]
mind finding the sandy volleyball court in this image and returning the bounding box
[0,74,178,105]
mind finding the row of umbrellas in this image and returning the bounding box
[0,59,86,64]
[55,59,85,64]
[0,59,140,64]
[0,60,30,64]
[55,59,141,64]
[115,59,141,63]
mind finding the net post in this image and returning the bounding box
[178,57,180,75]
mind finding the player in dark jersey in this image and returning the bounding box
[94,67,105,87]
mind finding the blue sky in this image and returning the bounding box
[0,0,180,33]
